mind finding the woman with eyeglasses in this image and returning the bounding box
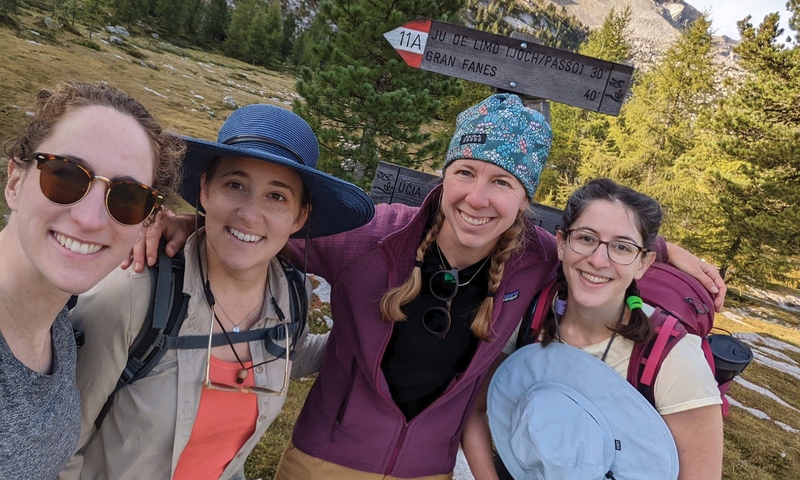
[0,82,184,479]
[58,105,375,480]
[139,94,725,480]
[470,178,723,480]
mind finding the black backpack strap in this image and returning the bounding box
[160,329,271,350]
[94,254,308,430]
[263,259,307,360]
[95,245,189,430]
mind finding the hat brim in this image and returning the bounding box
[180,137,375,238]
[488,343,679,480]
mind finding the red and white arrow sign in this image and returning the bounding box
[382,19,430,68]
[383,18,634,115]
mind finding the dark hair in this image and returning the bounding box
[561,177,662,251]
[4,82,185,198]
[541,178,663,346]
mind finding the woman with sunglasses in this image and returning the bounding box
[471,179,723,480]
[58,104,375,480]
[0,82,184,479]
[140,94,725,480]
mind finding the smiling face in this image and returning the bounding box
[557,199,656,313]
[4,105,156,295]
[200,156,308,278]
[436,159,529,266]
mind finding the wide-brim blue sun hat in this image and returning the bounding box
[180,104,374,238]
[488,343,679,480]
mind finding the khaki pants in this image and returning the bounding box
[273,442,454,480]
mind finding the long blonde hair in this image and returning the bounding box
[380,203,527,342]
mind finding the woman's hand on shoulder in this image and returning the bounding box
[120,209,195,273]
[665,243,726,311]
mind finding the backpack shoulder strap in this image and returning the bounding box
[516,280,559,349]
[95,245,189,429]
[273,259,308,360]
[627,310,687,407]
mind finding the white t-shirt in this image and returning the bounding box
[503,305,722,415]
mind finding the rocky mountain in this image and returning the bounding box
[537,0,741,73]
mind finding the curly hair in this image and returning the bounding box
[3,82,185,198]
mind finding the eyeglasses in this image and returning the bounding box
[565,229,647,265]
[33,152,164,225]
[423,268,460,339]
[203,311,290,396]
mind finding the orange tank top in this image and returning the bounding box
[173,357,258,480]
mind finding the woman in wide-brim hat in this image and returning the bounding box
[60,104,374,480]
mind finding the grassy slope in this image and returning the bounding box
[2,7,800,480]
[1,7,297,218]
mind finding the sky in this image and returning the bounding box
[689,0,793,40]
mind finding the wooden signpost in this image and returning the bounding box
[369,161,441,206]
[369,161,564,236]
[384,18,633,116]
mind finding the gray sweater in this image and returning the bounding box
[0,308,81,479]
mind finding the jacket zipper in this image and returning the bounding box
[330,359,357,442]
[386,423,408,474]
[375,321,412,475]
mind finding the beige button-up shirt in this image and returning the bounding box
[59,232,327,480]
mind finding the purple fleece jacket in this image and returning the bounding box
[289,186,559,478]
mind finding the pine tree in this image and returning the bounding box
[293,0,463,188]
[542,7,633,202]
[223,0,282,67]
[690,11,800,284]
[0,0,19,25]
[290,13,328,69]
[279,12,297,63]
[155,0,188,36]
[201,0,231,45]
[224,0,259,62]
[577,16,717,198]
[259,0,283,66]
[184,0,206,41]
[115,0,148,31]
[85,0,104,41]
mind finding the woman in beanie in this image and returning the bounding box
[141,93,725,479]
[59,104,375,480]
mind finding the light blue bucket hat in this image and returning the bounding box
[444,93,552,199]
[488,343,679,480]
[180,104,375,238]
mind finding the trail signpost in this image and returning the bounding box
[384,19,633,116]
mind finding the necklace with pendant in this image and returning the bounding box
[214,296,264,333]
[436,244,491,287]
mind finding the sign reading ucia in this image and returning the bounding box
[384,19,634,116]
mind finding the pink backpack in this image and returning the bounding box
[517,263,736,413]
